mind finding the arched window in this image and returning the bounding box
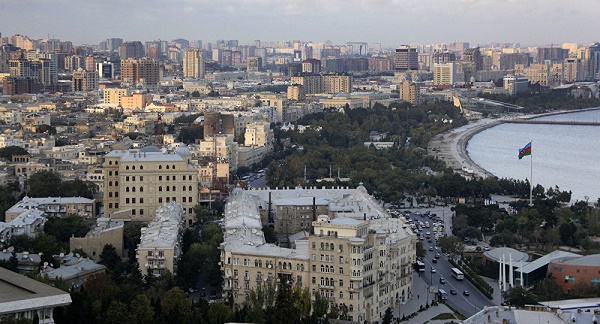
[109,181,113,186]
[159,186,162,192]
[140,165,143,170]
[126,166,129,170]
[126,187,130,192]
[172,186,175,191]
[115,161,118,165]
[109,161,113,165]
[132,187,136,192]
[159,165,162,170]
[166,186,170,192]
[140,186,143,192]
[182,186,186,191]
[172,165,175,169]
[132,165,135,170]
[189,185,192,191]
[115,181,118,186]
[166,165,169,170]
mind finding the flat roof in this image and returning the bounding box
[0,267,72,315]
[518,250,580,274]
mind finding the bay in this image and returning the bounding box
[466,109,600,203]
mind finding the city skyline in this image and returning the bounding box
[1,0,598,47]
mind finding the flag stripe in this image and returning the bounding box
[518,142,532,159]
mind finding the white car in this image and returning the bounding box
[431,267,437,273]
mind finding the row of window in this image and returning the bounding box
[312,242,344,252]
[311,264,344,275]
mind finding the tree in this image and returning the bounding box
[437,236,465,259]
[531,278,564,301]
[502,285,537,308]
[129,294,155,324]
[0,146,28,160]
[44,215,89,244]
[99,244,121,269]
[416,241,426,259]
[36,124,56,135]
[312,292,328,320]
[105,300,128,324]
[25,170,62,197]
[382,307,394,324]
[161,287,192,322]
[207,303,234,324]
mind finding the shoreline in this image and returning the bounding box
[429,106,600,180]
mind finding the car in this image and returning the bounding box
[200,290,206,297]
[429,246,434,251]
[426,235,430,239]
[439,277,446,284]
[432,258,437,263]
[431,267,436,273]
[463,290,470,296]
[484,246,490,251]
[428,239,433,243]
[435,254,440,259]
[450,289,457,295]
[476,246,482,251]
[426,231,431,235]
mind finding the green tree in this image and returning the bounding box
[129,294,155,324]
[161,287,192,322]
[207,303,234,324]
[0,146,28,160]
[312,292,328,320]
[105,300,128,324]
[44,215,90,244]
[25,170,62,197]
[415,241,426,259]
[437,236,465,259]
[99,244,121,270]
[502,285,537,308]
[382,307,394,324]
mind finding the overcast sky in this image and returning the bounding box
[0,0,597,48]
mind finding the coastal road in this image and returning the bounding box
[421,236,495,318]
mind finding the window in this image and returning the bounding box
[339,291,343,299]
[140,198,144,203]
[126,187,130,192]
[132,198,136,204]
[565,275,576,284]
[167,176,170,181]
[591,278,600,286]
[126,176,130,181]
[132,187,136,192]
[189,197,192,202]
[108,192,112,198]
[115,203,119,208]
[126,166,130,170]
[159,165,162,170]
[109,161,112,165]
[166,165,169,170]
[183,186,186,191]
[172,186,175,191]
[126,198,130,204]
[115,181,118,186]
[159,176,162,181]
[108,203,113,208]
[140,165,143,170]
[140,209,144,215]
[172,165,175,169]
[158,197,163,203]
[189,185,192,191]
[166,197,170,203]
[132,209,136,215]
[159,186,162,192]
[140,176,143,181]
[108,171,113,176]
[115,192,118,197]
[166,186,170,192]
[183,197,187,203]
[173,176,176,181]
[109,181,113,186]
[140,186,143,192]
[132,176,135,181]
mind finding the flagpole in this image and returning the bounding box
[530,140,533,206]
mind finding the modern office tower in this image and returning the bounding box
[118,41,145,60]
[399,81,421,105]
[120,58,160,90]
[536,47,569,64]
[503,75,529,96]
[103,148,199,224]
[302,59,321,73]
[97,62,115,79]
[72,68,99,92]
[183,48,205,79]
[85,55,101,72]
[462,47,483,71]
[433,62,458,85]
[394,46,418,71]
[498,53,530,70]
[246,56,262,72]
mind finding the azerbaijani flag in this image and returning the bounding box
[518,142,532,159]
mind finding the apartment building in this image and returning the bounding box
[399,81,421,105]
[103,147,199,224]
[221,185,416,323]
[137,202,185,277]
[183,48,205,79]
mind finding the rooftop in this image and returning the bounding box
[559,254,600,267]
[138,203,185,249]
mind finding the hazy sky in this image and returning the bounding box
[0,0,597,48]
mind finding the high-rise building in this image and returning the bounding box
[3,76,41,95]
[536,47,569,64]
[183,48,205,79]
[97,62,115,79]
[72,68,99,92]
[433,63,458,85]
[203,112,235,138]
[394,46,418,71]
[120,58,160,90]
[399,81,421,105]
[302,59,321,73]
[29,58,52,87]
[462,47,483,71]
[118,41,145,60]
[498,53,530,70]
[103,148,199,225]
[9,58,31,77]
[503,75,529,96]
[246,56,262,72]
[171,38,189,50]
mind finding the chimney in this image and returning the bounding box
[312,197,316,222]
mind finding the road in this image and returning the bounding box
[420,234,495,318]
[249,173,266,188]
